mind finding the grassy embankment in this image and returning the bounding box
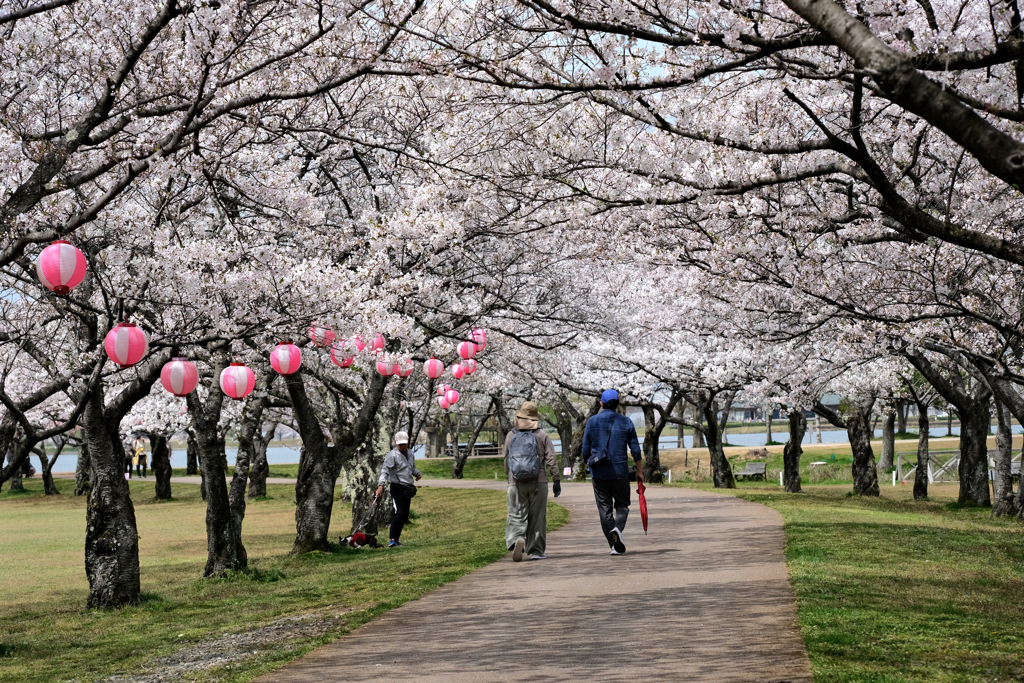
[675,481,1024,682]
[0,478,567,683]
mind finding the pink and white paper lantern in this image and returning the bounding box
[436,384,451,396]
[270,342,302,375]
[353,335,366,352]
[437,396,451,411]
[450,363,466,380]
[104,323,149,367]
[309,325,336,348]
[376,359,398,376]
[457,341,477,360]
[370,333,385,353]
[471,328,487,352]
[445,389,460,405]
[330,341,354,368]
[221,363,256,401]
[36,240,87,295]
[160,358,199,397]
[424,358,445,379]
[395,359,414,378]
[461,358,477,375]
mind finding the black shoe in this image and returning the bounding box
[610,528,626,554]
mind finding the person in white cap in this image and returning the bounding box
[376,431,422,548]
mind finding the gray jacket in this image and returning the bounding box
[378,447,421,487]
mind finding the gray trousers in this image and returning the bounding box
[592,478,630,546]
[506,479,548,555]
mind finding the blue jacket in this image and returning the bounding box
[581,409,642,480]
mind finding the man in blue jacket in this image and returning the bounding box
[581,389,643,555]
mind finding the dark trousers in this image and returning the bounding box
[136,462,147,477]
[592,478,630,546]
[390,483,414,542]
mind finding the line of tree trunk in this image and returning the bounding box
[700,392,736,488]
[913,397,930,501]
[149,434,172,500]
[992,403,1015,517]
[878,407,895,470]
[453,398,494,478]
[815,398,879,496]
[74,441,90,496]
[567,397,600,481]
[783,409,805,493]
[185,434,199,475]
[247,420,276,499]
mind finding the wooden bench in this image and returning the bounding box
[734,462,767,481]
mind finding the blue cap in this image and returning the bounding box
[601,389,619,402]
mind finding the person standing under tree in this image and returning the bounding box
[135,443,148,478]
[376,431,421,548]
[581,390,643,555]
[504,401,560,562]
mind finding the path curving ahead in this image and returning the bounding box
[253,480,811,683]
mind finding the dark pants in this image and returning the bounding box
[390,483,414,542]
[592,478,630,546]
[136,461,147,477]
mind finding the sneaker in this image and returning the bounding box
[512,538,525,562]
[528,554,547,560]
[609,548,621,555]
[610,528,626,554]
[388,540,402,548]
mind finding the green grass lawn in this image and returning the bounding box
[0,477,568,683]
[676,482,1024,682]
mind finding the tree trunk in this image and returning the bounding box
[349,416,392,537]
[897,400,909,435]
[641,405,668,484]
[992,403,1014,516]
[703,396,736,488]
[958,399,993,507]
[569,397,601,481]
[765,405,773,444]
[40,450,59,495]
[814,412,822,443]
[879,409,895,470]
[718,392,735,445]
[82,387,141,608]
[453,400,494,479]
[692,401,706,448]
[74,442,90,496]
[247,421,275,499]
[7,448,23,491]
[913,401,930,501]
[947,410,953,436]
[186,433,199,475]
[149,434,171,500]
[847,405,880,496]
[783,410,805,493]
[186,360,246,578]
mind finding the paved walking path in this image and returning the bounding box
[251,480,811,683]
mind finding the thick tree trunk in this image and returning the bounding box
[718,392,735,445]
[958,400,993,507]
[349,417,392,537]
[897,400,909,435]
[703,397,736,489]
[913,403,930,501]
[40,450,59,495]
[879,409,895,470]
[569,397,601,481]
[149,434,171,500]
[74,442,90,496]
[992,403,1014,516]
[847,405,880,496]
[7,448,23,491]
[453,400,493,479]
[783,410,806,493]
[814,412,822,443]
[247,422,275,499]
[187,362,246,578]
[641,405,666,484]
[692,401,706,448]
[765,405,773,444]
[82,388,141,608]
[186,434,199,475]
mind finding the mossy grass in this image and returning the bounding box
[0,477,568,683]
[674,482,1024,682]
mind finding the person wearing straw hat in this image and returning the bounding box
[376,431,421,548]
[503,400,560,562]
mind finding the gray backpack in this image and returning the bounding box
[507,429,541,481]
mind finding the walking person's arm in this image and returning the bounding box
[375,452,395,497]
[627,422,643,483]
[580,420,592,464]
[541,433,560,496]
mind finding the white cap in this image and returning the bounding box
[394,431,410,445]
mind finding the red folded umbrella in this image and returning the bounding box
[637,480,648,535]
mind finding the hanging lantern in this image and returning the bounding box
[104,322,149,367]
[461,358,477,375]
[457,341,477,360]
[376,359,398,376]
[353,335,366,352]
[451,363,466,380]
[445,389,460,405]
[220,362,255,401]
[330,341,354,368]
[309,324,336,348]
[36,240,87,295]
[370,332,385,353]
[471,327,487,352]
[436,384,451,396]
[437,396,451,411]
[424,357,445,379]
[395,359,414,378]
[270,342,302,375]
[160,357,198,397]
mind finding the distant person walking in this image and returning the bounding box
[124,446,133,479]
[504,401,560,562]
[135,445,147,478]
[581,390,643,555]
[376,431,422,548]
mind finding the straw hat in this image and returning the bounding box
[515,401,541,421]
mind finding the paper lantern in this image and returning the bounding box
[330,341,354,368]
[104,322,149,367]
[395,359,414,378]
[36,240,87,295]
[370,333,385,353]
[436,384,451,396]
[457,341,477,360]
[309,324,336,348]
[270,342,302,375]
[160,358,198,397]
[437,396,450,411]
[471,327,487,352]
[445,389,460,405]
[376,359,398,376]
[221,363,255,401]
[451,363,466,380]
[354,335,366,352]
[461,358,477,375]
[424,358,445,379]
